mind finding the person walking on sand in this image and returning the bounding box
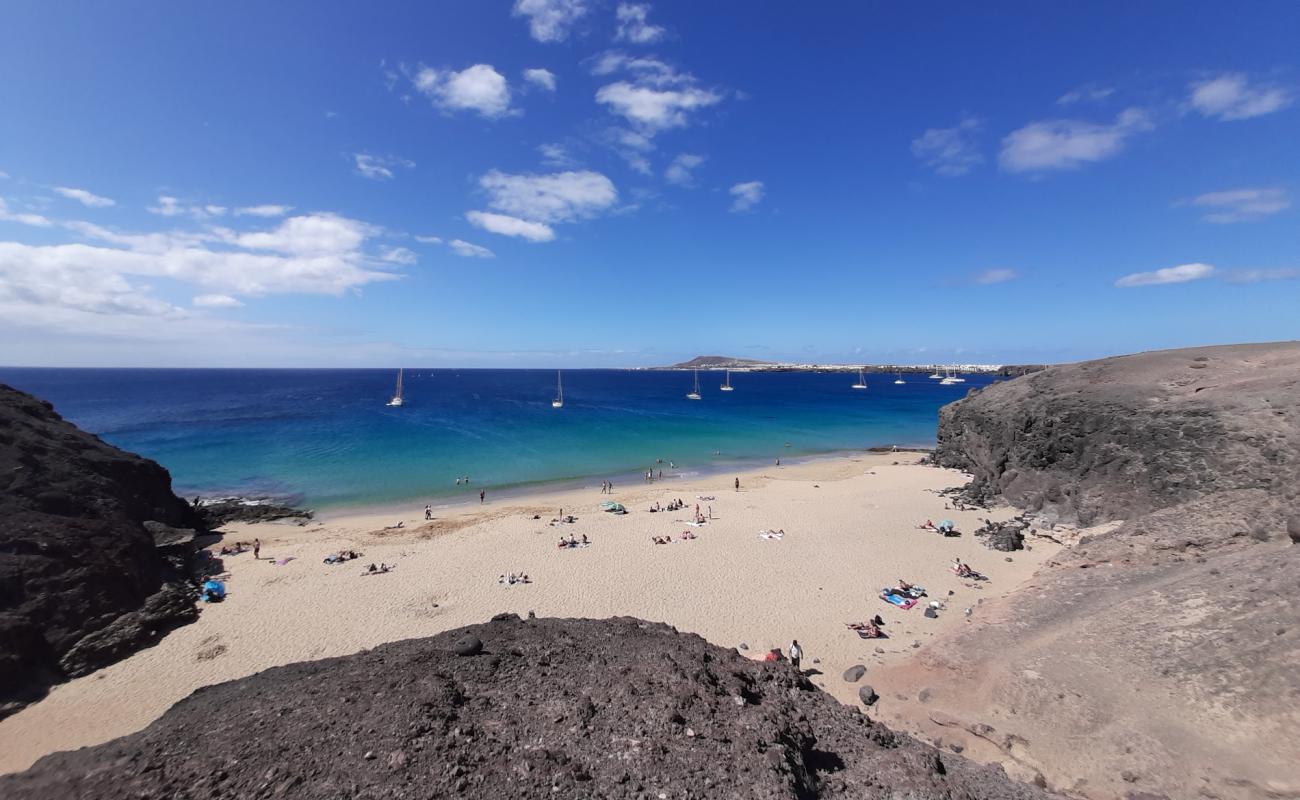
[424,504,432,521]
[479,489,485,504]
[253,538,261,560]
[734,477,740,492]
[789,639,802,671]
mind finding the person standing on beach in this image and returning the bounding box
[734,477,740,492]
[479,489,485,504]
[424,504,432,520]
[789,639,802,671]
[253,538,261,560]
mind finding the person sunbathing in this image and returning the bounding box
[952,558,976,578]
[847,621,883,638]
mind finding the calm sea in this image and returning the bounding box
[0,368,996,510]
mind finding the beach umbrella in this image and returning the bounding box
[939,519,955,530]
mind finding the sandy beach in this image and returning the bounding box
[0,452,1062,774]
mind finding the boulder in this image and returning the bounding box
[842,664,867,682]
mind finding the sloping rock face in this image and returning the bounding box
[0,383,204,718]
[0,616,1056,800]
[933,342,1299,525]
[885,344,1300,798]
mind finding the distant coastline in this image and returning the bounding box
[646,354,1046,377]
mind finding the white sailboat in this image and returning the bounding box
[893,371,906,385]
[551,370,564,408]
[940,368,965,385]
[686,369,702,400]
[928,365,943,379]
[720,369,734,391]
[851,368,868,390]
[386,368,404,407]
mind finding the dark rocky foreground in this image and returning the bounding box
[893,343,1300,799]
[1,615,1055,800]
[0,384,206,718]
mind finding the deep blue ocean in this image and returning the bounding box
[0,368,997,510]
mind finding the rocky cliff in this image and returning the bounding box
[879,343,1300,799]
[934,342,1299,526]
[0,615,1056,799]
[0,383,204,718]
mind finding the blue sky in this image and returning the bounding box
[1,1,1297,367]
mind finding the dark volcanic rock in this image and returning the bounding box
[0,384,204,717]
[974,518,1027,551]
[194,498,312,527]
[0,617,1056,799]
[934,342,1300,525]
[843,664,867,682]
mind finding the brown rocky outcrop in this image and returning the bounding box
[0,383,204,718]
[0,615,1057,799]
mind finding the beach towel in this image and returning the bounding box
[881,593,917,610]
[274,557,295,566]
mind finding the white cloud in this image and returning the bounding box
[147,195,185,216]
[592,51,721,135]
[513,0,588,43]
[229,213,375,257]
[1000,108,1153,172]
[414,235,444,245]
[523,68,557,92]
[974,268,1018,284]
[729,181,764,213]
[1057,85,1114,106]
[411,64,513,118]
[664,153,705,186]
[379,245,418,265]
[1189,74,1292,121]
[193,294,244,308]
[53,186,116,208]
[479,169,618,223]
[1115,262,1216,287]
[146,195,227,219]
[615,3,665,44]
[911,117,983,176]
[538,142,576,168]
[353,153,415,180]
[235,204,292,217]
[467,210,556,242]
[596,81,721,131]
[0,198,54,227]
[1183,187,1289,223]
[449,239,495,258]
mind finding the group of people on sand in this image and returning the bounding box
[557,534,589,549]
[951,557,983,579]
[651,498,688,513]
[917,519,957,535]
[323,549,361,564]
[361,562,394,576]
[219,541,253,556]
[599,480,615,494]
[651,529,697,544]
[846,617,885,639]
[882,578,927,600]
[498,572,531,585]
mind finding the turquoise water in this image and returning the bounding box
[0,368,995,509]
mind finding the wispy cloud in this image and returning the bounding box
[449,238,495,258]
[414,235,443,245]
[974,268,1018,285]
[513,0,588,43]
[1180,187,1289,223]
[1056,84,1114,106]
[729,181,764,213]
[615,3,666,44]
[466,210,556,242]
[146,195,227,219]
[1000,108,1153,172]
[664,153,705,186]
[478,169,618,223]
[0,197,53,227]
[353,153,415,181]
[592,51,722,134]
[1223,267,1300,284]
[522,68,557,92]
[193,294,244,308]
[1189,73,1292,121]
[409,64,513,118]
[1115,262,1215,287]
[235,204,293,217]
[911,117,983,176]
[538,142,577,168]
[53,186,116,208]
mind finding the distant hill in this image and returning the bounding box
[665,355,773,369]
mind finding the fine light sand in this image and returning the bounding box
[0,453,1061,774]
